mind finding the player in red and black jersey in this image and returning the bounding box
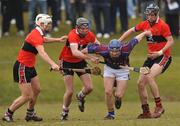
[119,3,174,119]
[59,17,100,120]
[2,14,67,122]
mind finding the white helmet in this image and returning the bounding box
[35,14,52,26]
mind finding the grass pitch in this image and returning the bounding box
[1,101,180,126]
[0,12,180,126]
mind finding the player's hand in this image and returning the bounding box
[147,51,161,60]
[59,35,68,42]
[51,64,60,71]
[90,56,99,64]
[140,67,150,74]
[144,30,152,36]
[58,60,64,74]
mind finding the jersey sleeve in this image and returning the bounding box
[68,30,79,44]
[135,21,145,32]
[87,43,108,55]
[26,30,44,47]
[121,38,139,55]
[87,43,99,53]
[89,32,96,43]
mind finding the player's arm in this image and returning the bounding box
[148,23,174,59]
[134,30,152,42]
[147,35,174,59]
[121,31,151,54]
[118,27,135,41]
[122,31,151,53]
[81,37,100,54]
[36,45,59,71]
[44,35,68,43]
[81,42,101,54]
[70,43,90,59]
[151,35,174,56]
[94,38,100,44]
[81,47,88,54]
[159,24,174,54]
[70,43,99,63]
[160,35,174,54]
[124,30,151,52]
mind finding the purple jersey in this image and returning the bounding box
[88,38,139,69]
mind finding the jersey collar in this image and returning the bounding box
[36,26,45,36]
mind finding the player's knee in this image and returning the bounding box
[85,85,93,93]
[34,88,41,96]
[66,90,74,97]
[137,79,146,90]
[23,94,33,101]
[115,93,123,98]
[105,90,113,97]
[146,74,154,82]
[138,82,145,90]
[137,76,147,85]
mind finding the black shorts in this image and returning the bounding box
[13,61,37,84]
[62,60,90,76]
[143,55,172,73]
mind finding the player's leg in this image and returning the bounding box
[145,63,164,118]
[77,60,93,97]
[137,74,149,104]
[112,69,129,109]
[25,76,42,121]
[3,61,33,122]
[27,76,40,109]
[137,58,153,119]
[63,75,74,108]
[115,80,127,109]
[114,69,129,109]
[79,73,93,95]
[146,64,162,98]
[77,73,93,112]
[103,77,115,120]
[103,65,117,119]
[137,74,151,119]
[3,83,33,122]
[75,60,93,112]
[61,74,74,120]
[60,61,75,120]
[147,56,172,118]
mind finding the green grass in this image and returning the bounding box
[0,12,180,125]
[1,101,180,126]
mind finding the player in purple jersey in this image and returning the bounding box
[82,30,152,120]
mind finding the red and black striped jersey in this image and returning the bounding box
[135,18,172,56]
[59,29,96,63]
[17,27,44,67]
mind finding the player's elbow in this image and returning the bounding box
[167,36,174,46]
[81,48,88,54]
[170,38,174,46]
[71,50,79,57]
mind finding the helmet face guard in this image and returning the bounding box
[76,17,90,37]
[35,14,52,26]
[108,39,122,58]
[144,3,159,16]
[144,3,159,24]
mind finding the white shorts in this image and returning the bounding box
[103,65,130,81]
